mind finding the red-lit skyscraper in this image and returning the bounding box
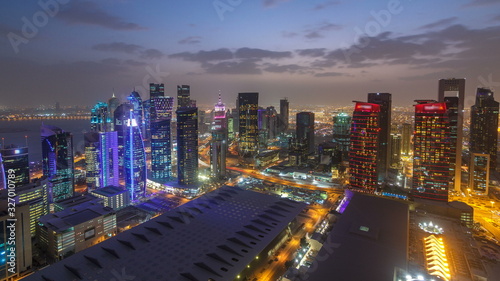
[412,101,450,201]
[349,102,380,192]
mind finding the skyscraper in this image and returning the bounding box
[296,112,315,155]
[114,104,146,199]
[210,94,228,179]
[412,101,450,202]
[401,123,412,156]
[238,92,259,163]
[279,98,289,133]
[177,85,191,109]
[438,78,465,192]
[150,95,174,182]
[176,107,198,186]
[84,131,119,191]
[128,90,144,134]
[367,92,391,182]
[349,102,380,192]
[332,112,352,157]
[469,153,490,195]
[41,124,74,202]
[90,102,112,132]
[108,93,120,131]
[470,88,499,171]
[1,144,29,187]
[124,109,147,200]
[150,83,165,98]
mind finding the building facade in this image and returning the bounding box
[238,92,259,163]
[367,93,392,182]
[210,95,228,179]
[176,107,198,186]
[0,145,29,187]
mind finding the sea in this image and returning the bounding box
[0,119,91,162]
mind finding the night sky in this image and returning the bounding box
[1,0,499,108]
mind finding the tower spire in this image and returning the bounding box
[112,88,115,98]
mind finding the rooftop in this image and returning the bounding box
[39,202,114,232]
[25,186,306,281]
[305,193,409,281]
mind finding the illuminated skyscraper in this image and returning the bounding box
[41,124,74,202]
[470,88,499,171]
[438,78,465,192]
[177,85,191,109]
[238,92,259,163]
[176,107,198,186]
[150,95,174,182]
[296,112,315,155]
[469,153,490,195]
[84,131,119,191]
[128,90,144,134]
[401,123,412,156]
[210,94,228,179]
[108,92,120,131]
[332,112,352,156]
[90,102,112,132]
[279,98,289,133]
[0,154,5,190]
[114,104,146,199]
[124,109,147,200]
[367,92,391,182]
[349,102,380,192]
[150,83,165,98]
[1,144,29,187]
[412,101,450,202]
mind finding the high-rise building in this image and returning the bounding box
[176,107,198,186]
[150,96,174,182]
[124,109,147,201]
[41,124,74,202]
[108,93,120,131]
[1,144,29,187]
[90,102,112,132]
[177,85,191,109]
[0,155,4,190]
[469,153,490,195]
[367,93,391,182]
[401,123,412,156]
[296,112,315,155]
[412,101,450,202]
[390,133,402,168]
[438,78,465,192]
[470,88,499,171]
[238,92,259,162]
[114,103,133,182]
[349,102,380,192]
[128,90,144,134]
[265,106,279,140]
[84,131,119,191]
[332,112,352,156]
[210,95,228,179]
[279,98,289,133]
[150,83,165,98]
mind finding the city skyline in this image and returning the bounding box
[1,0,499,107]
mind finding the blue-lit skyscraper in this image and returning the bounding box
[150,95,174,183]
[114,104,146,200]
[41,124,74,202]
[128,90,144,135]
[108,93,120,131]
[332,112,352,158]
[1,145,29,187]
[84,131,119,191]
[90,102,112,132]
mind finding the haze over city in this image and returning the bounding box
[1,0,500,107]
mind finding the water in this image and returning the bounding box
[0,119,91,162]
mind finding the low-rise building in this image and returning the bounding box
[91,186,130,210]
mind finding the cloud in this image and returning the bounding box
[58,1,146,30]
[263,63,312,74]
[419,17,458,29]
[314,71,345,77]
[462,0,500,7]
[282,31,298,38]
[304,22,342,39]
[235,48,292,60]
[263,0,292,8]
[169,48,234,62]
[204,60,262,75]
[93,42,163,59]
[493,14,500,21]
[178,36,202,45]
[313,1,340,10]
[93,42,143,53]
[296,48,327,57]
